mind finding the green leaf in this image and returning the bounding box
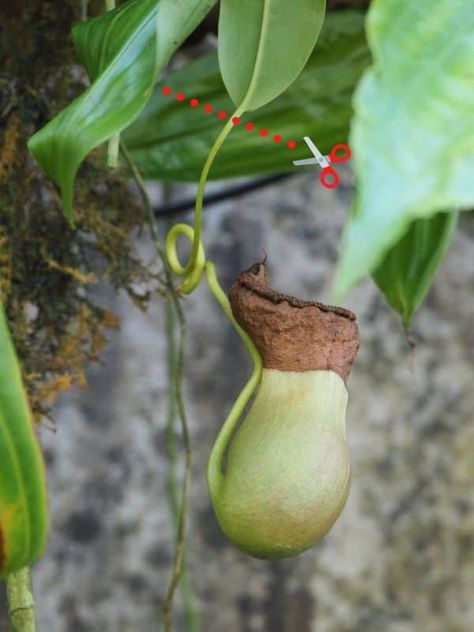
[218,0,326,112]
[0,304,48,577]
[332,0,474,299]
[372,211,458,327]
[28,0,217,225]
[124,12,370,181]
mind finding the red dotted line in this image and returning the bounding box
[162,86,297,150]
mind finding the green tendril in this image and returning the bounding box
[166,223,205,294]
[165,109,262,493]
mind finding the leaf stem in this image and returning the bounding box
[6,567,36,632]
[183,108,244,289]
[107,133,120,169]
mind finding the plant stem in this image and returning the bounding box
[6,567,36,632]
[163,225,199,632]
[104,0,120,167]
[162,295,192,632]
[120,143,195,632]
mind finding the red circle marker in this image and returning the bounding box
[259,128,268,137]
[162,86,172,96]
[273,134,282,143]
[288,140,296,150]
[320,167,339,189]
[176,92,185,101]
[217,110,227,119]
[190,98,199,107]
[329,143,351,162]
[232,116,241,125]
[204,104,213,113]
[245,122,255,131]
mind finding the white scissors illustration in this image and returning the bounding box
[293,136,351,189]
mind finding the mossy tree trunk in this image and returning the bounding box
[0,0,150,422]
[0,2,149,625]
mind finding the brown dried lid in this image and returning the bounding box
[229,263,359,383]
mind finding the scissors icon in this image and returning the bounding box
[292,136,351,189]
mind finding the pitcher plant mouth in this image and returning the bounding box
[207,262,360,559]
[229,261,359,381]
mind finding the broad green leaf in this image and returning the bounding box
[0,304,48,577]
[124,12,370,181]
[372,211,458,327]
[332,0,474,299]
[28,0,217,225]
[218,0,326,112]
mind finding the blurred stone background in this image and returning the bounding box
[2,170,472,631]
